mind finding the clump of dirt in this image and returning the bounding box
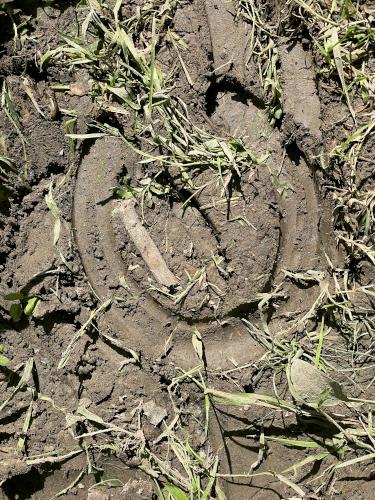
[0,1,374,499]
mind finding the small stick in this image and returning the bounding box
[22,78,46,119]
[170,36,194,87]
[112,199,178,288]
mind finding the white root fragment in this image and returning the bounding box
[112,198,178,288]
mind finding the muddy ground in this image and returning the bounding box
[0,1,374,499]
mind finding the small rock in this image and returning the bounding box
[87,490,110,500]
[121,479,153,500]
[78,397,92,408]
[70,80,91,96]
[142,400,167,427]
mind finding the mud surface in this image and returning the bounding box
[0,1,374,499]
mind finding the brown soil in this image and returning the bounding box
[0,1,373,499]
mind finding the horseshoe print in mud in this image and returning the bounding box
[73,0,331,367]
[0,1,374,499]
